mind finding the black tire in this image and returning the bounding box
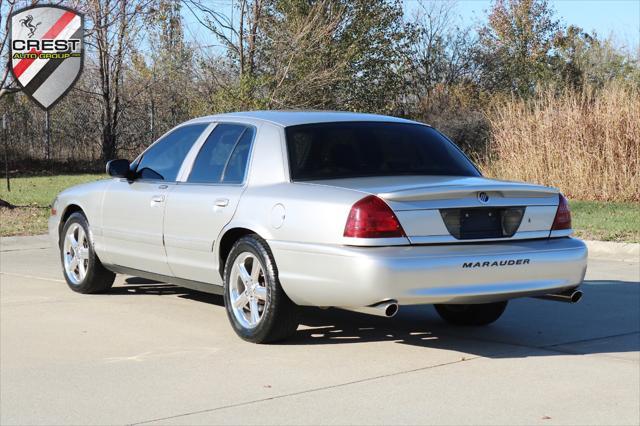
[59,212,115,294]
[434,301,508,326]
[223,234,299,343]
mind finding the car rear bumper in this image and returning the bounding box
[269,237,588,307]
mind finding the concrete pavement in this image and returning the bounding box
[1,235,638,425]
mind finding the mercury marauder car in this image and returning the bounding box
[49,111,588,343]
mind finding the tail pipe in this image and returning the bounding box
[340,299,399,318]
[534,288,583,304]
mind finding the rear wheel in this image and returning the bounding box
[60,212,115,293]
[434,301,508,326]
[223,235,299,343]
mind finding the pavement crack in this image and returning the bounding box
[130,332,639,425]
[130,355,484,425]
[540,330,640,355]
[0,246,51,253]
[414,331,640,361]
[0,271,65,283]
[542,331,640,349]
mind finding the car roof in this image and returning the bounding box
[185,110,425,128]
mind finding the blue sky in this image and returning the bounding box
[183,0,640,51]
[447,0,640,50]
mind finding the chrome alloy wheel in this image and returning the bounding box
[229,252,268,329]
[63,223,90,285]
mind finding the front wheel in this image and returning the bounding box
[434,301,508,326]
[60,212,115,293]
[223,235,299,343]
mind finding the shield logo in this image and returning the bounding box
[9,5,84,110]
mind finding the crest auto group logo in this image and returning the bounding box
[9,5,84,110]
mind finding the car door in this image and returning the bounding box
[163,123,257,284]
[100,123,210,275]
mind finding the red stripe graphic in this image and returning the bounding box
[42,11,77,39]
[12,48,41,77]
[13,11,78,78]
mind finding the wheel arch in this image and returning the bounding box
[58,203,85,239]
[217,226,267,278]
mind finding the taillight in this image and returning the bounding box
[551,193,572,231]
[344,195,406,238]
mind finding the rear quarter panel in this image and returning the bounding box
[230,182,368,245]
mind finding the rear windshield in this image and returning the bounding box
[285,122,480,181]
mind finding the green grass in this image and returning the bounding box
[0,174,104,237]
[570,200,639,243]
[0,174,638,242]
[0,174,105,207]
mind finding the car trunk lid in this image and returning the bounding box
[306,176,560,244]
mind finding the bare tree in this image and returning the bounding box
[184,0,265,80]
[83,0,148,161]
[408,0,476,101]
[259,0,347,109]
[0,0,20,99]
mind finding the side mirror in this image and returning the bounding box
[106,159,132,179]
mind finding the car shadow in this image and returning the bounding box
[110,278,640,358]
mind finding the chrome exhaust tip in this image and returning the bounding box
[383,301,399,317]
[534,289,583,304]
[339,300,399,318]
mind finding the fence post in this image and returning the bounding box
[45,109,51,164]
[3,113,10,192]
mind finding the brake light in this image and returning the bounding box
[344,195,406,238]
[551,193,572,231]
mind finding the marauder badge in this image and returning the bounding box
[10,5,84,110]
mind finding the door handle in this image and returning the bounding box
[151,195,165,203]
[214,198,229,207]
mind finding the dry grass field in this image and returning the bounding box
[484,82,639,202]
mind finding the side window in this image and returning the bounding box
[136,124,207,181]
[188,124,254,184]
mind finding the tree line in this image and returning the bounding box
[0,0,638,191]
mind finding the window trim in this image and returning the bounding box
[177,121,258,186]
[175,122,217,182]
[133,122,212,183]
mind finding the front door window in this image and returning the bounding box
[136,124,208,181]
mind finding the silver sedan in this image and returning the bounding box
[49,111,587,343]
